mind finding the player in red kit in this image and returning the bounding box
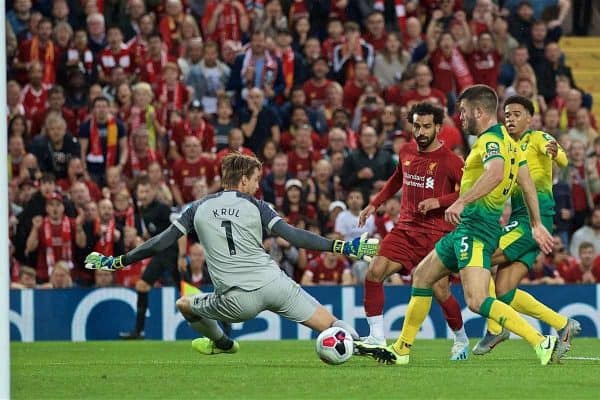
[357,102,469,360]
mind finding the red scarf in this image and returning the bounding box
[289,0,309,20]
[94,218,116,255]
[146,51,168,82]
[116,207,135,227]
[216,3,241,45]
[449,48,474,92]
[241,48,278,88]
[129,145,157,176]
[89,116,118,166]
[279,47,295,91]
[374,0,406,35]
[43,216,73,272]
[161,82,183,125]
[30,36,55,84]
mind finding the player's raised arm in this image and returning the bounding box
[515,164,554,254]
[359,165,403,227]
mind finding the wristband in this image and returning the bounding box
[332,240,345,254]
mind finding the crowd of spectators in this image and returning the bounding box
[7,0,600,290]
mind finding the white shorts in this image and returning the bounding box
[189,271,320,323]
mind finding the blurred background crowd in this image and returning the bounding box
[6,0,600,290]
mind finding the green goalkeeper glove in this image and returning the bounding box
[333,232,379,262]
[84,252,125,271]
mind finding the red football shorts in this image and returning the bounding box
[378,227,445,274]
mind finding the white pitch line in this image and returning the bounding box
[563,356,600,361]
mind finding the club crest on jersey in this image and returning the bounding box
[427,162,437,175]
[521,143,528,151]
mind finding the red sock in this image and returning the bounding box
[364,279,384,317]
[439,295,463,331]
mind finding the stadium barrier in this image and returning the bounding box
[9,285,600,341]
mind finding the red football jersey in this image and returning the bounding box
[306,255,350,284]
[20,84,51,120]
[371,141,463,234]
[171,157,219,203]
[302,79,333,109]
[287,150,322,181]
[468,50,501,89]
[98,44,135,76]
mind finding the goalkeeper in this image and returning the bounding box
[86,153,378,355]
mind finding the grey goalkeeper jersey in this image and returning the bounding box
[173,190,283,294]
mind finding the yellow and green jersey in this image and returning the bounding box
[511,130,568,217]
[460,124,523,220]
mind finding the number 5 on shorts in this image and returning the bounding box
[460,236,469,252]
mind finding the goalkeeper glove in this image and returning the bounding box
[333,232,379,262]
[84,252,125,271]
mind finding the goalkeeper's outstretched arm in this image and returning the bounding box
[121,225,184,265]
[271,220,335,252]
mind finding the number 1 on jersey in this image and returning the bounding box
[221,220,237,255]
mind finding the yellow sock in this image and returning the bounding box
[505,289,568,331]
[393,288,433,355]
[480,297,544,347]
[486,279,503,335]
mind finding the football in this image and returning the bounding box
[315,327,353,365]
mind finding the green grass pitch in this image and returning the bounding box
[11,339,600,399]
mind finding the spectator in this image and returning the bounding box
[334,187,375,240]
[543,107,563,137]
[254,0,288,39]
[127,13,154,69]
[183,243,209,287]
[97,26,134,84]
[340,126,395,200]
[306,159,336,204]
[129,82,165,151]
[561,89,596,131]
[302,57,334,109]
[264,233,301,280]
[468,31,501,89]
[216,128,255,166]
[158,0,186,57]
[187,40,231,115]
[342,60,379,113]
[373,32,410,89]
[147,162,174,207]
[19,62,51,120]
[559,140,592,233]
[321,18,344,62]
[30,85,78,137]
[535,42,576,102]
[570,208,600,258]
[8,134,28,182]
[286,124,322,181]
[522,252,564,284]
[301,251,353,285]
[56,157,102,201]
[568,108,598,146]
[171,136,220,206]
[79,96,128,186]
[169,100,216,160]
[214,97,237,151]
[282,178,317,225]
[274,27,308,99]
[332,21,375,85]
[498,46,536,99]
[240,87,281,154]
[86,12,107,55]
[39,261,74,289]
[124,127,164,179]
[140,33,175,90]
[10,266,37,289]
[203,0,249,48]
[389,64,447,109]
[31,113,80,180]
[118,0,146,42]
[15,17,56,85]
[322,127,349,161]
[291,16,311,54]
[94,269,114,287]
[228,29,285,103]
[364,11,387,52]
[8,0,32,39]
[8,81,25,119]
[553,164,574,249]
[491,16,519,62]
[25,192,85,283]
[262,153,291,210]
[156,62,193,130]
[352,83,385,132]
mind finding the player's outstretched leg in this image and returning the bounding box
[362,256,402,346]
[432,278,469,361]
[176,296,239,355]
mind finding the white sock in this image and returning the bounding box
[367,315,384,340]
[453,326,468,343]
